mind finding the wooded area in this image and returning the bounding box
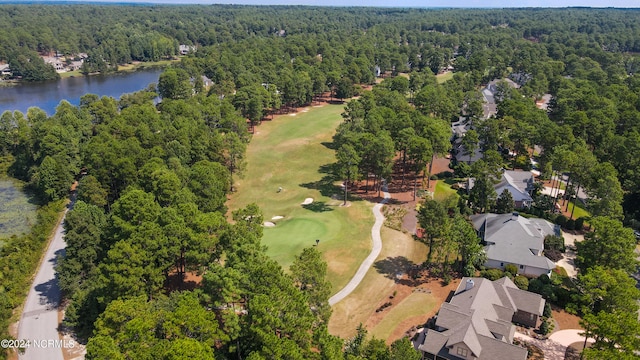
[1,4,640,359]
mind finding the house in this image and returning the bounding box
[480,78,521,119]
[179,45,196,55]
[471,212,558,277]
[494,170,535,208]
[42,56,65,72]
[418,277,545,360]
[453,137,483,165]
[0,64,11,76]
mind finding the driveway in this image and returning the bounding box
[556,232,583,278]
[515,329,594,360]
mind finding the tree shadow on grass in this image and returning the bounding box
[321,141,338,150]
[373,256,417,281]
[302,201,333,212]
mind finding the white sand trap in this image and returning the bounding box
[263,221,276,227]
[271,216,284,220]
[289,113,298,116]
[302,108,310,112]
[301,198,314,205]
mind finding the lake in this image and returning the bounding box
[0,67,164,115]
[0,179,36,242]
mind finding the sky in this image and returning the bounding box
[8,0,640,8]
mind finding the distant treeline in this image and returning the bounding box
[2,5,640,80]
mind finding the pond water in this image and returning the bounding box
[0,67,164,115]
[0,179,37,241]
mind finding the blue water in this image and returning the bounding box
[0,67,163,115]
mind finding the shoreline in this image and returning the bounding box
[3,58,180,84]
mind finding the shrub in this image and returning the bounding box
[438,171,454,179]
[544,235,565,252]
[505,264,518,276]
[429,174,438,180]
[480,268,505,281]
[575,217,585,231]
[543,303,552,318]
[565,219,575,230]
[442,273,452,285]
[514,276,529,290]
[514,155,531,170]
[540,318,550,335]
[555,214,567,227]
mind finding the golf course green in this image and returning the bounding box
[227,104,375,291]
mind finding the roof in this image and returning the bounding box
[494,171,534,203]
[419,277,542,360]
[453,140,483,164]
[471,213,558,272]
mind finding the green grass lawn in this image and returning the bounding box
[566,201,590,220]
[436,71,454,84]
[227,105,375,291]
[433,180,459,201]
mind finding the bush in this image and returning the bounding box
[544,235,565,252]
[514,155,532,170]
[575,217,585,231]
[555,214,567,227]
[565,219,575,230]
[543,303,552,318]
[480,268,505,281]
[514,276,529,290]
[438,171,454,179]
[540,318,550,335]
[429,174,438,180]
[505,264,518,276]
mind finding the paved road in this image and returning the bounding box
[329,183,390,306]
[18,206,69,360]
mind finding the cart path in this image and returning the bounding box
[329,182,390,306]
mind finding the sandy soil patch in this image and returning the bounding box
[552,306,583,330]
[301,198,314,205]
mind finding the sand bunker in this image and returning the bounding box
[271,216,284,220]
[301,198,314,205]
[263,221,276,227]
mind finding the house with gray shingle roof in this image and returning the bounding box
[419,277,544,360]
[471,212,559,277]
[495,170,535,208]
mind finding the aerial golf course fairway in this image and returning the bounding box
[227,104,374,291]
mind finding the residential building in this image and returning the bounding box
[471,212,558,277]
[419,277,545,360]
[494,170,535,208]
[179,44,196,55]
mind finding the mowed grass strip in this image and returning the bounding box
[328,227,428,339]
[369,291,437,342]
[227,104,374,291]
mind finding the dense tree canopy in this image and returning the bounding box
[3,4,640,359]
